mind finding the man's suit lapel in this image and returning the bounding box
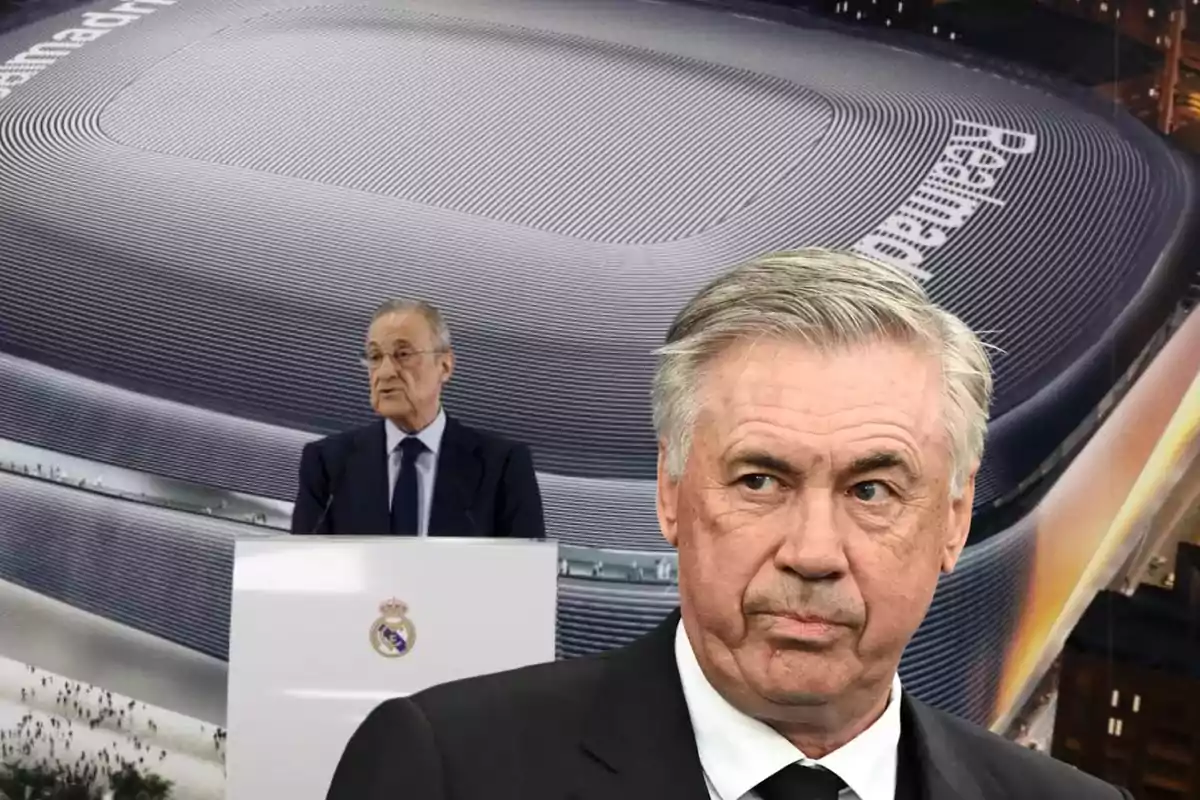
[344,421,391,535]
[572,608,999,800]
[429,417,482,536]
[902,696,992,800]
[574,610,710,800]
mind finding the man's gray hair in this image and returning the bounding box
[651,249,993,497]
[369,299,452,351]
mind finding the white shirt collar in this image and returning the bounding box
[385,407,447,457]
[675,620,901,800]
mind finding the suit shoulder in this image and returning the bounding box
[449,418,523,453]
[306,423,377,456]
[929,706,1126,797]
[382,656,613,792]
[413,653,608,729]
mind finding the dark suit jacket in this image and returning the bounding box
[327,611,1131,800]
[290,416,545,538]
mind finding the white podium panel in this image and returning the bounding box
[225,536,559,800]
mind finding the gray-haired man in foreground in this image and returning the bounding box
[327,250,1130,800]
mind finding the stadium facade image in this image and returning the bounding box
[0,0,1196,743]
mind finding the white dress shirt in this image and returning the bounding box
[675,621,902,800]
[384,408,447,537]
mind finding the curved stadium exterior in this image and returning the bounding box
[0,0,1195,725]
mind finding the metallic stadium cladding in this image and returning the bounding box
[0,473,1030,722]
[0,0,1195,725]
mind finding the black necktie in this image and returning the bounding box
[389,437,425,535]
[755,763,846,800]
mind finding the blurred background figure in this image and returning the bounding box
[291,299,545,538]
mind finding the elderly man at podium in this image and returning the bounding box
[325,250,1131,800]
[290,299,546,539]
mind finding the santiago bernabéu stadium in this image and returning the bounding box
[0,0,1196,729]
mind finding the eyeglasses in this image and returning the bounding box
[361,348,443,370]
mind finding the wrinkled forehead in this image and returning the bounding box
[697,337,947,448]
[365,310,435,348]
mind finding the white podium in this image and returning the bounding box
[225,536,559,800]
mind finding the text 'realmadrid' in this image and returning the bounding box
[851,120,1038,281]
[0,0,175,101]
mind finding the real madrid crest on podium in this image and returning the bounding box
[370,598,417,658]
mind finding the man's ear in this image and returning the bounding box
[940,467,976,574]
[438,350,455,384]
[657,444,680,548]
